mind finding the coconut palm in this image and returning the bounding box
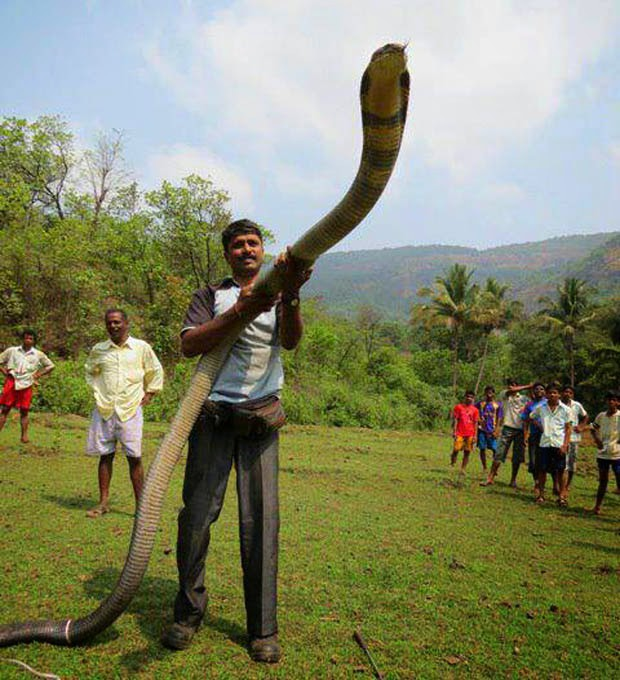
[417,263,478,396]
[473,278,522,393]
[538,277,596,387]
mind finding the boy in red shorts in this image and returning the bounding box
[0,329,54,443]
[451,390,479,472]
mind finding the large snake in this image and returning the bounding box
[0,43,410,648]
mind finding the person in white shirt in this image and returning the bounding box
[560,385,588,490]
[530,382,572,506]
[591,390,620,515]
[84,309,164,518]
[0,329,55,443]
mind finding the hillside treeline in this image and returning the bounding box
[1,116,619,429]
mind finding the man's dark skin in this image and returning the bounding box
[0,332,54,443]
[91,312,155,512]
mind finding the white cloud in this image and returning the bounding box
[142,0,620,186]
[484,181,526,203]
[145,144,254,212]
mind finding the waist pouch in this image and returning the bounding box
[204,396,286,438]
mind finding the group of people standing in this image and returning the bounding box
[451,381,620,513]
[0,218,312,664]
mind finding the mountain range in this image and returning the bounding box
[305,231,620,317]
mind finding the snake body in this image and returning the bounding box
[0,43,410,647]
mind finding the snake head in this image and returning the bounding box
[361,43,409,120]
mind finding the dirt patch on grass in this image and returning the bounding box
[20,444,61,457]
[35,413,89,430]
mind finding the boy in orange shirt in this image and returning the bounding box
[451,390,479,472]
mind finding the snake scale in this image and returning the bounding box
[0,42,410,647]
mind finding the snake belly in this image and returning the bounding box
[0,43,410,647]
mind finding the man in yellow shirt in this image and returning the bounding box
[84,309,164,518]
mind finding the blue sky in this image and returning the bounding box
[2,0,619,252]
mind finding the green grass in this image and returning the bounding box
[0,414,618,679]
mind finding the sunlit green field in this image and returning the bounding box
[0,414,618,679]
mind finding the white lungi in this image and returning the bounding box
[86,407,144,458]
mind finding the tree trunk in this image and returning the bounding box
[452,324,459,398]
[568,334,575,388]
[475,331,491,394]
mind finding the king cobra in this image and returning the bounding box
[0,43,410,647]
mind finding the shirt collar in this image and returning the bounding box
[18,346,36,355]
[103,335,135,349]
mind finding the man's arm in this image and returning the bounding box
[591,417,604,450]
[181,288,277,358]
[276,248,313,351]
[560,421,571,454]
[141,345,164,406]
[505,382,533,396]
[33,353,55,382]
[575,407,589,434]
[0,349,11,376]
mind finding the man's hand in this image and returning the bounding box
[560,444,568,455]
[141,392,154,407]
[236,282,279,318]
[0,367,9,377]
[274,247,313,297]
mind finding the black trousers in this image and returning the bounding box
[173,412,279,637]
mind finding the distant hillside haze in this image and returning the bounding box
[305,231,620,317]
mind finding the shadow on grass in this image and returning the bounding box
[81,567,246,673]
[487,487,620,523]
[43,494,135,518]
[571,540,620,556]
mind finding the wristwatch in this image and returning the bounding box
[281,293,300,307]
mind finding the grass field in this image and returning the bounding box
[0,414,618,679]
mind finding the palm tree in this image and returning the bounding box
[417,264,478,396]
[473,278,522,393]
[539,277,595,387]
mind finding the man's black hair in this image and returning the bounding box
[21,328,37,343]
[506,378,517,386]
[533,381,545,390]
[104,308,128,322]
[546,381,562,393]
[605,390,620,400]
[562,384,575,393]
[465,390,475,397]
[484,385,495,393]
[221,219,263,252]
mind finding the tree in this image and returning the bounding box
[145,175,234,289]
[356,305,383,363]
[417,264,479,396]
[83,129,129,223]
[538,277,595,388]
[0,116,74,220]
[473,278,522,392]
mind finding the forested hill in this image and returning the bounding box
[305,231,620,317]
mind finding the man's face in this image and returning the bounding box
[562,387,574,403]
[225,232,264,278]
[22,334,35,350]
[485,389,495,400]
[534,384,546,399]
[607,396,619,412]
[546,388,560,404]
[106,312,129,345]
[464,394,474,405]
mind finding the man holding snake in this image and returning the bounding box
[162,219,312,663]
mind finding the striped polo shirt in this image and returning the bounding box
[181,278,282,404]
